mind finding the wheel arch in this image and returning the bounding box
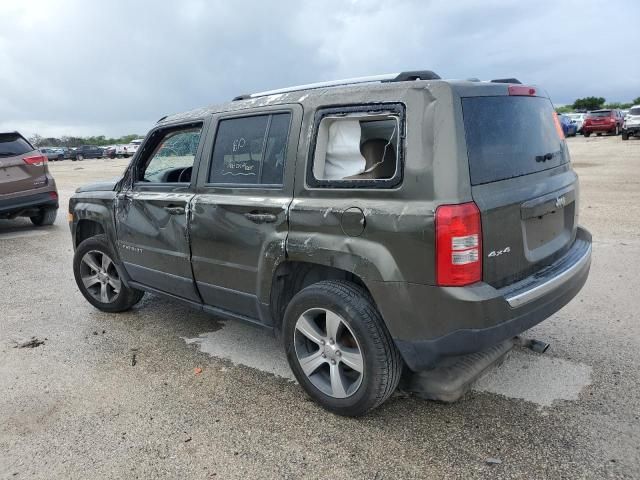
[268,260,378,336]
[75,218,105,248]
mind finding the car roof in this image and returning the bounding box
[157,74,544,127]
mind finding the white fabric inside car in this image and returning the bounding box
[323,120,366,180]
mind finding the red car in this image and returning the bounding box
[582,109,624,137]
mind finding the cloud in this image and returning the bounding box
[0,0,638,137]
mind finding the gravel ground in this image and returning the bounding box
[0,136,639,479]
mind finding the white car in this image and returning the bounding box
[622,105,640,140]
[566,113,586,134]
[123,139,144,157]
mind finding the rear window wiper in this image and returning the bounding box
[535,150,561,163]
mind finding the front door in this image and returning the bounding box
[115,122,206,301]
[190,106,301,322]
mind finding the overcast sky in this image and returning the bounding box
[1,0,638,138]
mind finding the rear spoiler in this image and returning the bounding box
[491,78,522,84]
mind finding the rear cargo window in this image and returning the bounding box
[462,96,568,185]
[629,107,640,116]
[0,133,34,157]
[587,110,611,118]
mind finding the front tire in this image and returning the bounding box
[283,280,403,416]
[584,132,591,138]
[622,132,629,140]
[77,154,84,161]
[73,234,144,313]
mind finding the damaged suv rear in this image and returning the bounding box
[69,72,591,416]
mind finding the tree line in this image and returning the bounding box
[557,96,640,113]
[27,134,142,148]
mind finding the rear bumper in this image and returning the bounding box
[371,227,592,371]
[0,191,59,216]
[583,124,616,133]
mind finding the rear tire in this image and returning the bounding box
[30,208,57,226]
[283,280,403,417]
[584,132,591,138]
[73,234,144,313]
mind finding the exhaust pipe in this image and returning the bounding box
[513,336,550,354]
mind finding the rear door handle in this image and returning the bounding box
[244,212,277,224]
[165,206,185,215]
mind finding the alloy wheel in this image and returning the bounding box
[294,308,364,398]
[79,250,121,303]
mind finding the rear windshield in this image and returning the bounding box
[462,96,567,185]
[0,133,34,157]
[588,111,611,118]
[629,107,640,116]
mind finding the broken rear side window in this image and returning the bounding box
[308,104,404,188]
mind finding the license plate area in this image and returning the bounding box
[522,202,574,262]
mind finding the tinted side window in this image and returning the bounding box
[0,133,34,156]
[208,113,291,185]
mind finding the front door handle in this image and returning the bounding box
[244,212,277,224]
[165,206,185,215]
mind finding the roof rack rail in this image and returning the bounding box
[237,70,441,100]
[157,115,168,123]
[490,78,522,84]
[232,94,251,101]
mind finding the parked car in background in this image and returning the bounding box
[557,113,577,137]
[103,146,117,159]
[40,147,65,161]
[622,105,640,140]
[123,138,144,157]
[0,132,58,225]
[70,145,104,161]
[565,113,586,133]
[582,109,624,137]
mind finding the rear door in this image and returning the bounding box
[190,106,301,322]
[461,93,578,288]
[0,133,46,195]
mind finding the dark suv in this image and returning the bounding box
[70,145,103,161]
[68,72,592,416]
[1,132,59,225]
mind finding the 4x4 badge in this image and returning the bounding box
[488,247,511,258]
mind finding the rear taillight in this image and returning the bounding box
[23,154,47,166]
[435,202,482,286]
[553,113,565,140]
[49,191,58,201]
